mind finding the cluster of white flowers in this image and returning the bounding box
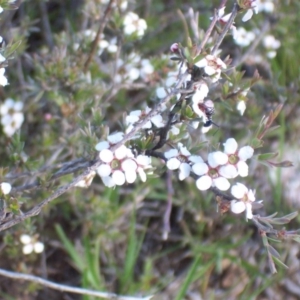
[233,27,256,47]
[0,98,24,137]
[165,138,254,191]
[126,106,164,134]
[100,0,128,11]
[0,182,11,195]
[20,234,44,255]
[74,30,118,55]
[123,12,147,38]
[95,132,152,187]
[256,0,275,13]
[115,53,154,83]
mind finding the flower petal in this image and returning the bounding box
[231,182,248,199]
[196,175,212,190]
[208,151,228,168]
[101,176,115,188]
[164,149,178,159]
[219,165,238,179]
[20,234,31,244]
[179,163,191,180]
[237,161,249,177]
[213,177,230,191]
[125,169,137,184]
[242,9,253,22]
[238,146,254,161]
[230,200,246,214]
[99,149,114,163]
[166,157,181,170]
[115,145,128,160]
[107,132,124,144]
[192,162,209,176]
[97,164,112,177]
[223,138,238,154]
[34,242,45,253]
[95,141,109,151]
[0,182,11,194]
[245,202,253,219]
[112,170,126,186]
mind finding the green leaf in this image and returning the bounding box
[175,255,202,300]
[257,152,278,161]
[272,256,289,270]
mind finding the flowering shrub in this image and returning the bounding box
[0,0,300,299]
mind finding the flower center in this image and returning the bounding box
[111,159,121,170]
[228,154,238,164]
[178,155,188,163]
[208,168,219,179]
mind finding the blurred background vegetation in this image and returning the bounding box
[0,0,300,299]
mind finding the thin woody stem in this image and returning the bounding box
[0,268,153,300]
[196,0,229,56]
[211,3,239,55]
[83,0,115,72]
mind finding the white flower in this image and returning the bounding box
[114,53,154,83]
[256,0,274,13]
[0,7,3,14]
[230,183,262,219]
[126,107,164,133]
[219,138,254,178]
[0,68,8,86]
[195,55,226,83]
[263,35,281,59]
[0,182,11,194]
[123,12,147,37]
[192,151,230,191]
[0,98,24,137]
[233,27,255,47]
[165,143,203,180]
[242,1,258,22]
[20,234,44,255]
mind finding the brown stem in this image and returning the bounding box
[83,0,115,72]
[211,3,238,55]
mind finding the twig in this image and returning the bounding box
[162,170,174,240]
[232,20,270,68]
[38,0,54,50]
[0,268,153,300]
[196,0,229,56]
[211,3,238,55]
[0,71,188,232]
[196,9,218,56]
[83,0,115,72]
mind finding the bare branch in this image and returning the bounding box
[0,268,153,300]
[211,3,238,55]
[83,0,115,72]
